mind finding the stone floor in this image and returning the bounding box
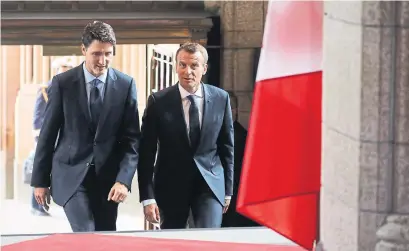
[0,199,145,235]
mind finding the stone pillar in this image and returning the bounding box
[320,1,409,251]
[0,46,22,199]
[375,2,409,250]
[218,1,266,128]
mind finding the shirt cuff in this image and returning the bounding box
[225,196,232,200]
[142,199,157,207]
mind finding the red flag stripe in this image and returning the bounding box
[237,71,321,251]
[237,1,323,249]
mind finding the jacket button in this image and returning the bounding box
[86,163,90,167]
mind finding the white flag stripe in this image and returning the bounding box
[256,0,323,82]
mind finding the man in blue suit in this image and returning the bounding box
[138,42,234,229]
[31,57,74,216]
[31,21,140,232]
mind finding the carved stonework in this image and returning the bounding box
[204,0,221,15]
[189,28,210,45]
[376,215,409,251]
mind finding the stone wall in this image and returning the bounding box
[320,1,409,251]
[217,0,267,128]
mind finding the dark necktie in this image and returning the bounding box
[90,79,103,131]
[187,95,201,150]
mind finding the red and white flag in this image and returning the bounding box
[236,1,323,250]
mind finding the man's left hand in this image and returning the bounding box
[108,182,128,203]
[223,198,231,214]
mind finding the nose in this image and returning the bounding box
[98,55,106,65]
[186,67,193,75]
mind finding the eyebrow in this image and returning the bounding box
[178,60,199,64]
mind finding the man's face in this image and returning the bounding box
[176,50,207,93]
[82,40,114,77]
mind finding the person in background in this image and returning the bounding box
[221,93,260,227]
[30,56,75,216]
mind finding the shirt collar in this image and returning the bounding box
[178,83,203,99]
[82,62,108,84]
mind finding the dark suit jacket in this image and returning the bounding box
[138,84,234,206]
[31,64,141,206]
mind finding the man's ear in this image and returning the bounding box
[203,63,208,75]
[81,44,86,56]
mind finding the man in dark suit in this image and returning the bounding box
[138,42,234,229]
[221,93,260,227]
[31,21,140,232]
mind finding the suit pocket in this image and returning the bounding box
[210,156,222,175]
[54,144,71,164]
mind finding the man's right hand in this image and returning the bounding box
[34,187,51,211]
[144,203,160,224]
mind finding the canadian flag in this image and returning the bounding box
[236,1,323,251]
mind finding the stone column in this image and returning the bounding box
[0,46,21,199]
[320,1,409,251]
[375,2,409,250]
[218,0,266,128]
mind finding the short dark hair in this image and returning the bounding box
[176,42,208,64]
[81,21,116,48]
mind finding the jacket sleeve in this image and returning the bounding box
[115,79,141,190]
[217,93,234,196]
[31,76,63,188]
[137,94,158,201]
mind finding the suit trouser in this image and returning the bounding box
[159,168,223,229]
[63,166,118,232]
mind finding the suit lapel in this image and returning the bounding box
[75,64,94,133]
[198,84,213,150]
[95,68,118,140]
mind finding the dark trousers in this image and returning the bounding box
[221,195,260,228]
[63,166,118,232]
[159,169,223,229]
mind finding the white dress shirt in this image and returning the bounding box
[179,83,204,132]
[142,84,230,207]
[83,63,107,102]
